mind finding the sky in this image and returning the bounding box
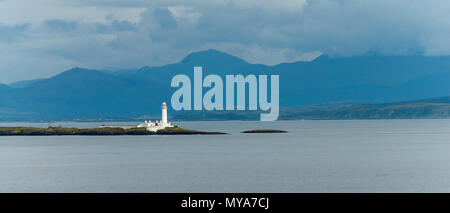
[0,0,450,83]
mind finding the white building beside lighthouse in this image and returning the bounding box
[137,102,173,132]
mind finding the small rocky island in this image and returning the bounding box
[0,102,229,136]
[0,126,226,136]
[242,129,288,133]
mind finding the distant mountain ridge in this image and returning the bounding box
[173,97,450,120]
[2,49,450,120]
[8,78,45,88]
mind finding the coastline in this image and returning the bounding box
[0,126,226,136]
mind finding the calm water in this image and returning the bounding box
[1,120,450,192]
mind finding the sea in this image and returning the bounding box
[1,120,450,192]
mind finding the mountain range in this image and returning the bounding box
[2,49,450,121]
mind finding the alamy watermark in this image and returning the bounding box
[170,66,279,121]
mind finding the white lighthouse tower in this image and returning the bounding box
[135,102,173,132]
[161,102,168,124]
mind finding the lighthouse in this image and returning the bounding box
[106,102,172,132]
[161,102,168,124]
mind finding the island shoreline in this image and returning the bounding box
[0,126,227,136]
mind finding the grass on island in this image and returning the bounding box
[242,129,287,133]
[0,126,225,136]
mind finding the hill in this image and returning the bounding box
[8,78,44,88]
[173,97,450,120]
[2,49,450,120]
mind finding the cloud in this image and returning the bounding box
[0,0,450,83]
[153,8,178,30]
[44,19,78,32]
[0,23,30,43]
[96,20,137,33]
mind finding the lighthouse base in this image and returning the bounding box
[146,125,173,132]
